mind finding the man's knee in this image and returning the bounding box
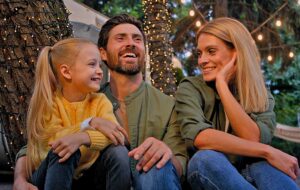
[138,161,179,184]
[101,145,130,168]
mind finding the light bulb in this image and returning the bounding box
[189,10,195,17]
[275,20,282,27]
[257,34,263,41]
[267,55,273,62]
[196,20,201,27]
[289,51,294,58]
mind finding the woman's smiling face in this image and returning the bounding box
[197,33,236,82]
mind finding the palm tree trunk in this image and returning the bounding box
[0,0,72,170]
[143,0,177,96]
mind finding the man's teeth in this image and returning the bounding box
[124,53,137,58]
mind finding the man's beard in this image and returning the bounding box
[106,49,145,75]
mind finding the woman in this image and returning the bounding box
[175,17,299,190]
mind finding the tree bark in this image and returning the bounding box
[0,0,72,170]
[143,0,177,96]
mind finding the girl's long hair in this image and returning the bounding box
[26,38,94,176]
[197,17,268,113]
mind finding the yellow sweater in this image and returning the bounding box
[36,91,117,178]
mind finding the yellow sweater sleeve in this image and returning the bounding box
[86,94,119,149]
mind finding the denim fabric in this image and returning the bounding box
[132,160,181,190]
[31,149,81,190]
[73,144,131,190]
[187,150,255,190]
[242,160,299,190]
[188,150,299,190]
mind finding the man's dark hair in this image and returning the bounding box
[98,13,146,49]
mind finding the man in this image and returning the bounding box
[98,14,186,189]
[13,14,187,190]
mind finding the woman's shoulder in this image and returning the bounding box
[178,76,209,92]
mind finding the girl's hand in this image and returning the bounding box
[49,132,89,163]
[265,145,299,180]
[90,117,128,145]
[216,52,237,85]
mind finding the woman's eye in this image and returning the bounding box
[208,49,216,54]
[197,52,202,57]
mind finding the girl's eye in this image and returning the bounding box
[89,62,96,66]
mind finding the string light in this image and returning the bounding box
[196,20,201,27]
[267,55,273,62]
[275,19,282,27]
[257,33,263,41]
[189,10,195,17]
[288,51,294,58]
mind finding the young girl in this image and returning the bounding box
[175,18,299,190]
[26,38,130,190]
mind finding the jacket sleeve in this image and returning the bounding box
[163,108,187,177]
[175,80,213,143]
[249,91,276,144]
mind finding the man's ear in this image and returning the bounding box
[99,47,107,61]
[60,64,72,80]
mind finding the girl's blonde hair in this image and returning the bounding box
[26,38,95,176]
[197,17,268,113]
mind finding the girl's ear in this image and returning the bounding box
[60,64,72,80]
[99,47,107,61]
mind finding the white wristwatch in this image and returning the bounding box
[80,117,93,131]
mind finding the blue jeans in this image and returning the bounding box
[188,150,299,190]
[73,144,131,190]
[32,144,131,190]
[31,149,80,190]
[132,160,182,190]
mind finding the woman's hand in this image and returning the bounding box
[265,145,299,180]
[216,52,237,85]
[49,132,89,163]
[90,117,128,146]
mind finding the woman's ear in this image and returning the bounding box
[60,64,72,80]
[99,47,107,61]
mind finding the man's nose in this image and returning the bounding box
[125,37,136,47]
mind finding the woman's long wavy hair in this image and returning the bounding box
[26,38,95,176]
[197,17,268,113]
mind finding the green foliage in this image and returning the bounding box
[101,0,143,19]
[264,53,300,126]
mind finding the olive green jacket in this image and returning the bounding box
[175,76,276,158]
[101,81,187,175]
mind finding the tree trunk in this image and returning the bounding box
[142,0,177,96]
[0,0,72,170]
[215,0,228,18]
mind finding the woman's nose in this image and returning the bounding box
[198,55,208,66]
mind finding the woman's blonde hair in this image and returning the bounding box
[197,17,268,113]
[26,38,95,176]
